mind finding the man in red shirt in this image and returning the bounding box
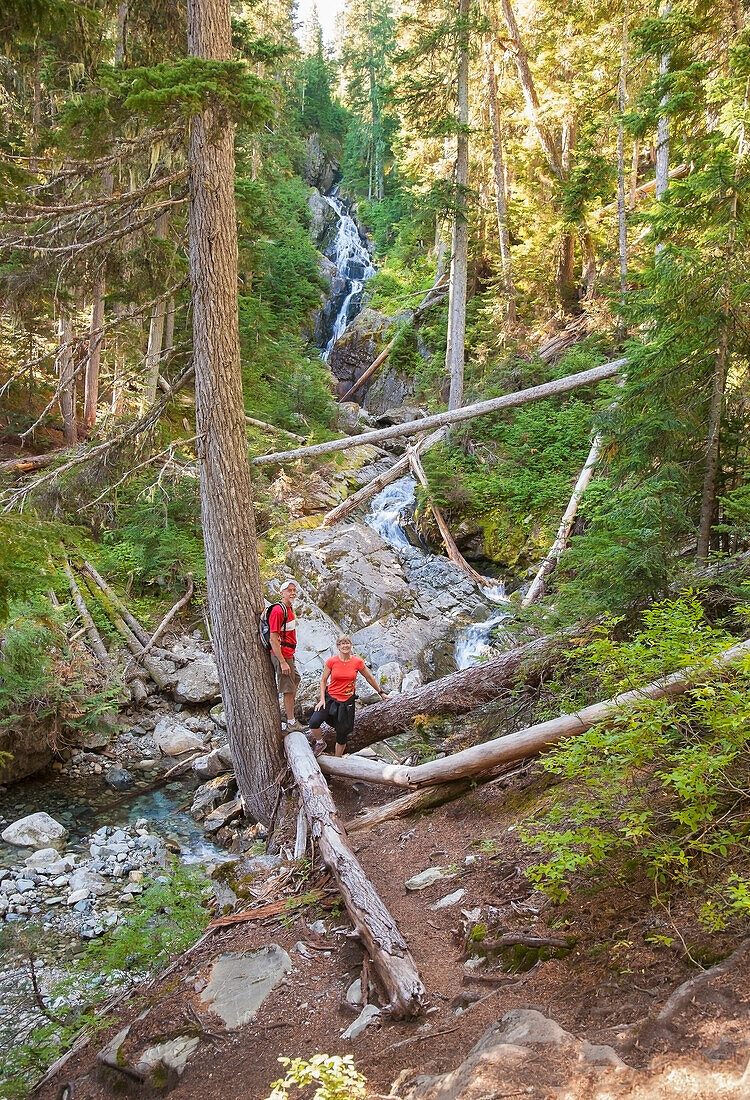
[308,635,388,756]
[269,579,305,732]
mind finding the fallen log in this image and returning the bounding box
[63,560,112,670]
[320,636,750,788]
[321,428,444,528]
[408,449,487,586]
[521,433,603,607]
[284,730,426,1018]
[252,359,627,467]
[346,631,570,752]
[346,779,473,832]
[81,559,151,646]
[127,575,194,669]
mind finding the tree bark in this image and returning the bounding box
[485,37,516,326]
[56,312,77,445]
[344,631,574,753]
[445,0,470,413]
[321,636,750,788]
[284,730,426,1018]
[187,0,283,825]
[655,4,672,203]
[617,2,629,308]
[253,359,627,467]
[83,279,106,433]
[521,434,602,607]
[142,210,170,411]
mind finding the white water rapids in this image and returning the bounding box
[364,476,511,668]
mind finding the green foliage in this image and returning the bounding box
[0,594,118,750]
[267,1054,367,1100]
[0,864,211,1098]
[520,598,750,922]
[80,862,211,974]
[97,469,205,597]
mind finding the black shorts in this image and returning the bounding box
[309,692,356,745]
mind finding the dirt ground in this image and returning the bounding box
[37,767,750,1100]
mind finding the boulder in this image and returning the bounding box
[401,669,424,693]
[173,655,221,704]
[301,134,340,193]
[0,727,53,784]
[104,766,133,790]
[375,661,403,694]
[327,308,397,401]
[153,717,206,757]
[289,522,490,679]
[2,812,68,850]
[307,188,338,249]
[193,748,231,781]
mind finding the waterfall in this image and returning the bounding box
[364,476,511,667]
[322,191,376,362]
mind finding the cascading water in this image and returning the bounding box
[321,190,376,361]
[364,477,511,667]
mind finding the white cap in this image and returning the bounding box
[279,578,297,594]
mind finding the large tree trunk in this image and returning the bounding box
[617,2,629,310]
[187,0,283,825]
[343,631,574,753]
[655,4,672,203]
[83,278,106,433]
[56,311,77,445]
[284,731,425,1018]
[445,0,470,413]
[253,359,627,467]
[142,210,170,411]
[321,636,750,788]
[485,37,516,327]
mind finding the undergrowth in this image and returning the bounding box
[0,863,211,1099]
[520,596,750,929]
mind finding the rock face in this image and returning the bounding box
[301,134,340,193]
[289,522,490,681]
[2,812,68,849]
[0,726,54,785]
[327,308,393,400]
[398,1009,631,1100]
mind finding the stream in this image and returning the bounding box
[364,476,513,668]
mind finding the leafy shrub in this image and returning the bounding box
[267,1054,367,1100]
[521,597,750,923]
[0,595,118,753]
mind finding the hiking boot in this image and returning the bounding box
[313,739,327,757]
[284,718,306,733]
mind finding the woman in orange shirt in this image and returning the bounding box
[308,635,388,756]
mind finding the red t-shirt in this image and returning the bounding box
[269,604,296,658]
[326,654,365,701]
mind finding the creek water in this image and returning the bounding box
[364,477,512,668]
[0,769,229,872]
[321,190,376,361]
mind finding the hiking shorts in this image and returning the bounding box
[271,654,301,696]
[309,692,356,745]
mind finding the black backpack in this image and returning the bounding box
[259,602,289,651]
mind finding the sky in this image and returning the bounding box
[295,0,347,44]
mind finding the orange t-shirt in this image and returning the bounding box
[326,654,365,701]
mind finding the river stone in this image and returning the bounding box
[2,812,68,849]
[193,748,230,781]
[201,946,293,1029]
[104,766,133,790]
[173,656,221,704]
[405,867,445,891]
[70,869,111,896]
[203,797,242,834]
[153,717,205,756]
[191,774,237,818]
[24,847,61,868]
